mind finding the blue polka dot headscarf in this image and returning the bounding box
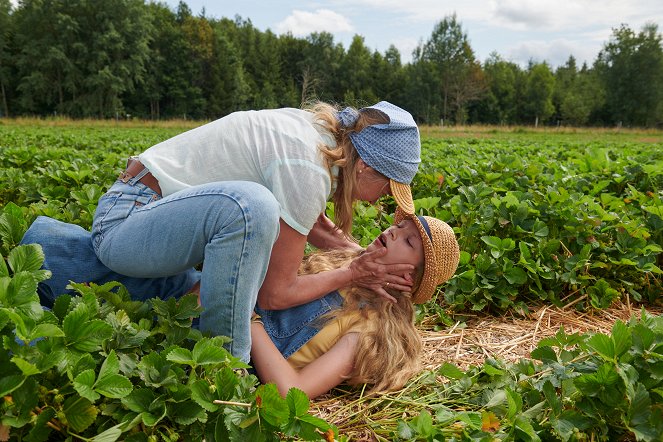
[338,101,421,214]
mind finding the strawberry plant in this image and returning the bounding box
[0,206,335,441]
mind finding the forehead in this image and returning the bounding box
[400,219,421,237]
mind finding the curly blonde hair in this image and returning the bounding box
[299,249,423,393]
[305,102,389,235]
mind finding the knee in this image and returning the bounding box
[242,184,280,241]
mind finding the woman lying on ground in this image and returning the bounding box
[248,209,459,398]
[21,209,459,399]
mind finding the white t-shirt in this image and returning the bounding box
[139,108,336,235]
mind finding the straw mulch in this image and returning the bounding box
[419,302,662,371]
[310,302,663,440]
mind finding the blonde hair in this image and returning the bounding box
[299,249,423,393]
[305,102,390,235]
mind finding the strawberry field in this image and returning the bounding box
[1,120,663,441]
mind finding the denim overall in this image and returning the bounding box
[20,216,340,357]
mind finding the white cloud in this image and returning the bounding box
[275,9,353,36]
[389,37,420,63]
[506,38,602,67]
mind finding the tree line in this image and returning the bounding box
[1,0,662,127]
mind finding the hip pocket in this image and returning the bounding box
[91,190,154,251]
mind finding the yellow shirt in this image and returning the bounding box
[286,311,364,369]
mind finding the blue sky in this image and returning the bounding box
[161,0,663,68]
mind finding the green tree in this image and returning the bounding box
[523,62,555,125]
[206,30,250,115]
[339,35,376,106]
[13,0,80,115]
[420,14,486,123]
[301,32,344,102]
[0,0,12,116]
[554,57,603,126]
[403,50,440,124]
[371,45,406,105]
[473,52,521,124]
[595,23,663,127]
[13,0,151,117]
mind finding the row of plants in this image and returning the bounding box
[0,204,334,440]
[411,137,663,314]
[3,203,663,440]
[1,126,662,315]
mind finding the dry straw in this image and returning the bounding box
[310,302,662,440]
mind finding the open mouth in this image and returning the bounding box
[378,233,387,248]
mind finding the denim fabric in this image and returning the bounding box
[91,178,280,362]
[20,216,200,307]
[255,290,343,358]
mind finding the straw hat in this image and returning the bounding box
[395,207,460,303]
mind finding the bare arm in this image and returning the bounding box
[250,321,358,399]
[257,219,414,310]
[307,214,363,251]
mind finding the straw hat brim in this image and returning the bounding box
[390,179,414,215]
[394,208,436,303]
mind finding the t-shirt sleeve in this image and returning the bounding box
[265,159,331,235]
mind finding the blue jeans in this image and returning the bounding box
[91,178,280,362]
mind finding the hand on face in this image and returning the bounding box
[347,220,424,303]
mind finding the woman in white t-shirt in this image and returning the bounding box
[90,101,421,363]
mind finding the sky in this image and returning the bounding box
[7,0,662,68]
[159,0,663,68]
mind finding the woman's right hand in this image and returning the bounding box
[347,248,414,303]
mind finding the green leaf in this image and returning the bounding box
[168,400,207,425]
[7,243,45,273]
[122,388,156,413]
[72,353,97,379]
[439,362,465,379]
[192,339,228,365]
[481,236,502,249]
[587,333,615,360]
[628,383,651,426]
[215,366,240,401]
[190,380,219,412]
[504,266,528,285]
[63,303,113,352]
[0,253,8,278]
[90,423,123,442]
[74,369,101,402]
[11,357,41,376]
[30,323,64,340]
[0,374,26,396]
[286,387,309,417]
[97,350,120,380]
[506,387,523,420]
[611,320,631,358]
[257,384,288,427]
[551,410,592,441]
[542,381,562,416]
[514,416,541,442]
[166,347,195,366]
[95,374,133,398]
[63,396,98,432]
[531,346,558,362]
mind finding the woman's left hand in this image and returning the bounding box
[347,247,414,303]
[308,214,363,251]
